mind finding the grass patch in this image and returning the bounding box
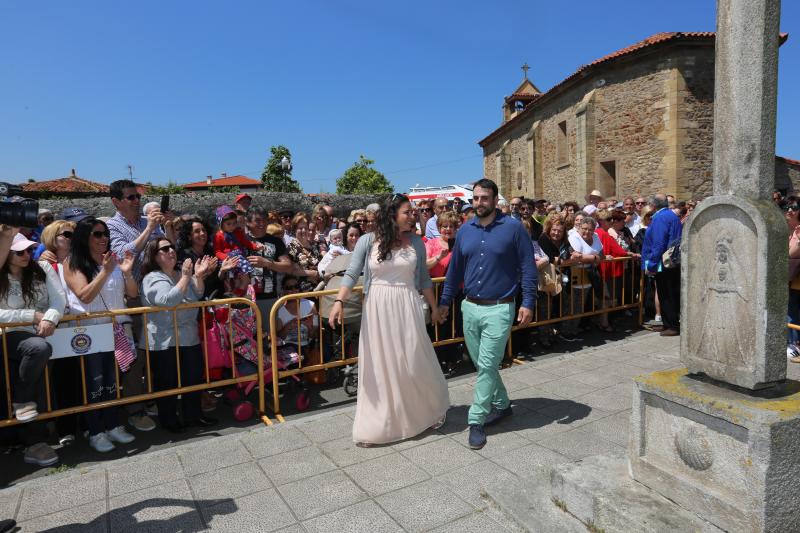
[45,464,74,476]
[585,520,605,533]
[552,497,568,513]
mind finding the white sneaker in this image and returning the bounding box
[89,432,115,453]
[13,402,38,422]
[106,426,135,444]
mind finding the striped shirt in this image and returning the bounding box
[107,212,164,281]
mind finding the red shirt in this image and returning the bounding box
[596,227,627,279]
[213,228,259,261]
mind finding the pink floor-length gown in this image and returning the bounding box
[352,244,450,444]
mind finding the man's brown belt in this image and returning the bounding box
[465,296,514,306]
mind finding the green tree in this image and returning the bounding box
[336,155,393,195]
[145,181,185,195]
[261,145,302,193]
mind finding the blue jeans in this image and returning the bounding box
[83,351,120,436]
[788,290,800,345]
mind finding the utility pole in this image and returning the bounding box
[127,164,134,180]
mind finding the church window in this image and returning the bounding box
[597,160,617,197]
[557,121,568,166]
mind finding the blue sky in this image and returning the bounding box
[1,0,797,193]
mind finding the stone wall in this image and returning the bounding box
[678,49,715,199]
[776,158,800,192]
[38,191,383,226]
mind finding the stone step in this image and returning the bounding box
[486,455,723,533]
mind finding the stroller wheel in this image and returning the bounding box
[224,389,243,405]
[343,375,358,397]
[232,400,254,421]
[295,391,310,412]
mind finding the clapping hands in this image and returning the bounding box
[194,255,217,279]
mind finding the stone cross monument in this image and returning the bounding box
[629,1,800,531]
[681,0,787,390]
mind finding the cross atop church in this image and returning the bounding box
[521,62,530,80]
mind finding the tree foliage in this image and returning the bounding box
[261,145,302,193]
[145,181,185,195]
[335,156,393,195]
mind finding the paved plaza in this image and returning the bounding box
[1,332,700,532]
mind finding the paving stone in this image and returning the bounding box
[510,386,567,412]
[375,479,473,532]
[507,367,559,387]
[189,461,272,503]
[17,500,108,533]
[436,459,518,508]
[109,479,205,533]
[390,427,447,451]
[17,469,106,521]
[344,452,429,496]
[297,413,353,443]
[535,362,590,378]
[489,443,571,477]
[203,488,296,532]
[400,435,482,476]
[538,403,613,434]
[302,499,404,533]
[573,387,631,413]
[535,376,605,399]
[498,374,532,393]
[273,525,307,533]
[259,446,337,486]
[536,427,625,460]
[278,470,366,520]
[570,370,623,389]
[178,437,254,477]
[430,510,511,532]
[0,487,20,521]
[579,410,632,447]
[240,426,311,459]
[319,436,394,467]
[107,452,184,497]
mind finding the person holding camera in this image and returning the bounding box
[0,233,66,466]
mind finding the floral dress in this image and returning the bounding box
[288,240,323,292]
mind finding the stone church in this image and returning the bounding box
[479,32,800,203]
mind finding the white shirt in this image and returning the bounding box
[626,213,642,237]
[567,232,602,289]
[0,261,66,333]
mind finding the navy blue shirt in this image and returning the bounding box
[440,210,537,310]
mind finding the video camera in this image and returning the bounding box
[0,182,39,227]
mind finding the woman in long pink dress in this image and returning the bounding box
[329,194,450,446]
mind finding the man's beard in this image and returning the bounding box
[475,205,493,218]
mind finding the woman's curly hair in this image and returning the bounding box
[374,194,411,263]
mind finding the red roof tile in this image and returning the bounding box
[777,156,800,167]
[183,175,261,188]
[22,175,109,193]
[480,31,789,146]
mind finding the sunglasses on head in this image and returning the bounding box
[158,244,176,253]
[13,247,34,256]
[59,231,73,239]
[91,230,110,239]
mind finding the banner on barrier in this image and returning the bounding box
[49,323,115,359]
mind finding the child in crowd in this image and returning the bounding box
[317,228,350,275]
[275,276,319,364]
[213,205,263,287]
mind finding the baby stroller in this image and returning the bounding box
[317,254,363,397]
[202,288,310,421]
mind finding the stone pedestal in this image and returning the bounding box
[630,369,800,532]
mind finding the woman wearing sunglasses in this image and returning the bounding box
[33,220,75,264]
[62,218,139,453]
[140,238,217,432]
[0,233,67,467]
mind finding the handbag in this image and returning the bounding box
[662,237,681,269]
[98,293,137,372]
[537,263,563,296]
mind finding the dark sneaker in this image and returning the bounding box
[468,424,487,450]
[484,405,513,427]
[660,329,680,337]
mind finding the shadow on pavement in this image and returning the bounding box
[39,497,236,533]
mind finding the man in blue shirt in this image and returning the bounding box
[438,179,536,450]
[641,193,683,336]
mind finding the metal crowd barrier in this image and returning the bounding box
[267,256,646,416]
[0,297,268,427]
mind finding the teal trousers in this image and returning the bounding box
[461,299,514,425]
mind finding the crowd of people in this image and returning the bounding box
[4,174,794,465]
